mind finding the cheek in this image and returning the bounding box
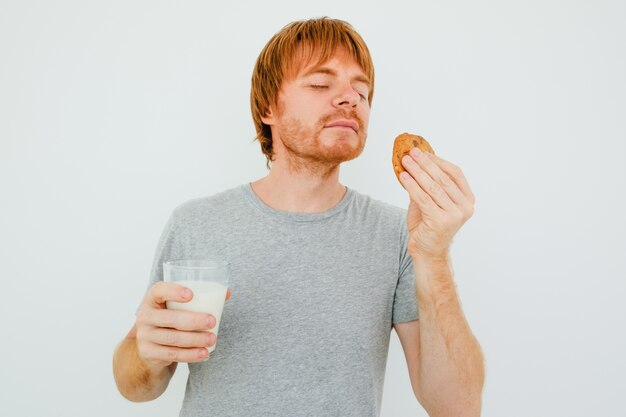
[294,96,322,117]
[359,107,370,126]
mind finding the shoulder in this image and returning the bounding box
[169,184,245,226]
[350,188,406,219]
[347,189,410,254]
[350,189,407,236]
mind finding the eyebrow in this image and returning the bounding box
[302,67,371,86]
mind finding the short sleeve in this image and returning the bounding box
[392,219,419,323]
[136,208,184,313]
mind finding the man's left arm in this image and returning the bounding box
[395,148,485,416]
[395,254,485,417]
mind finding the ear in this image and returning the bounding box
[260,105,275,125]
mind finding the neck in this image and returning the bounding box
[250,158,346,213]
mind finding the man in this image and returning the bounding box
[113,17,485,417]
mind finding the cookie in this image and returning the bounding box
[392,133,435,182]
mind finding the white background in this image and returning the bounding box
[1,1,625,416]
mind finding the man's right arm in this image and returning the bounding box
[113,325,178,402]
[112,282,219,402]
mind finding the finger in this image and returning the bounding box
[425,152,475,203]
[141,341,210,363]
[399,169,440,214]
[147,281,193,308]
[150,328,216,349]
[401,155,454,211]
[145,308,215,331]
[226,289,231,301]
[411,148,470,207]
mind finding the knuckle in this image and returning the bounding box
[152,281,167,293]
[148,281,168,303]
[136,309,149,324]
[136,326,148,342]
[165,348,179,361]
[439,174,452,186]
[164,330,178,346]
[150,281,170,299]
[136,341,154,362]
[161,310,176,327]
[429,181,442,194]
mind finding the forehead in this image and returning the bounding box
[287,46,368,81]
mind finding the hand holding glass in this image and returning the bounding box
[164,260,229,356]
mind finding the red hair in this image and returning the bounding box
[250,17,375,168]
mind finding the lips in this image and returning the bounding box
[325,119,359,132]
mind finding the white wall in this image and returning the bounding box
[1,1,624,416]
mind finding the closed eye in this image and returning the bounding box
[310,84,328,89]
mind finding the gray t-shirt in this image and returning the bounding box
[146,183,419,417]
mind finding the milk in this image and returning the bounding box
[166,280,228,353]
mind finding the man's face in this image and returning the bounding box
[262,48,371,167]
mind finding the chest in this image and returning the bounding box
[182,218,400,348]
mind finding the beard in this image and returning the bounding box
[275,109,367,176]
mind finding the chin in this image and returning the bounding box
[320,138,366,163]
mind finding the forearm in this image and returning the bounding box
[413,254,485,417]
[112,336,176,402]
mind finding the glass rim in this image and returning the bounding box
[164,259,229,270]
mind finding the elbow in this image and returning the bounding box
[116,387,147,403]
[112,366,150,403]
[421,398,483,417]
[113,370,164,403]
[117,389,159,403]
[112,340,166,403]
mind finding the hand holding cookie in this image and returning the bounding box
[392,133,475,259]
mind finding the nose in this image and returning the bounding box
[332,83,360,108]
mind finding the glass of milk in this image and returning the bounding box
[163,259,229,358]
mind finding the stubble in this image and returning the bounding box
[277,110,367,178]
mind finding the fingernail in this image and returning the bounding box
[411,148,421,158]
[182,289,191,298]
